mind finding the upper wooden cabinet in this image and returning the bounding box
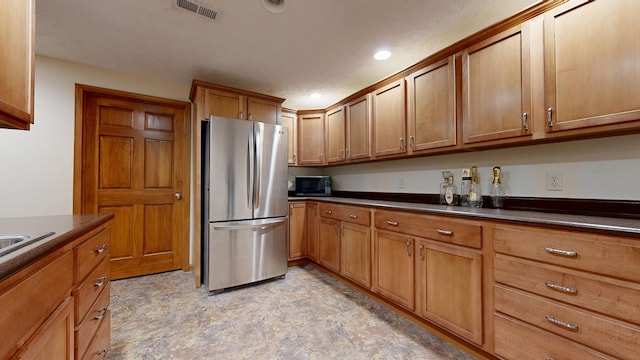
[543,0,640,134]
[345,94,371,161]
[406,55,458,153]
[297,112,325,166]
[190,79,284,124]
[325,106,347,164]
[0,0,35,130]
[281,108,297,165]
[462,22,533,145]
[372,79,407,157]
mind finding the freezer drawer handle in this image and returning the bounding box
[212,218,287,231]
[545,281,577,294]
[545,314,578,331]
[544,247,577,257]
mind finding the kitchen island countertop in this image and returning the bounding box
[289,196,640,238]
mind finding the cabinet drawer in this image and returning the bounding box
[75,227,110,283]
[495,254,640,324]
[319,203,370,226]
[375,210,482,248]
[493,224,640,281]
[74,256,110,326]
[494,313,613,360]
[83,309,111,360]
[76,281,110,360]
[494,285,640,360]
[0,251,73,359]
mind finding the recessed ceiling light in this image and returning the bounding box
[261,0,287,14]
[310,93,322,99]
[374,50,391,61]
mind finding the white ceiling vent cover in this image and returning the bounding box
[175,0,219,21]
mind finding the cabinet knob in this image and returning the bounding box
[325,210,333,214]
[175,192,182,200]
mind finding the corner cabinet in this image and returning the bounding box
[190,79,284,124]
[371,79,407,158]
[543,0,640,135]
[281,109,298,165]
[462,21,533,145]
[0,0,35,130]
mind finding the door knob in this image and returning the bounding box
[175,192,182,200]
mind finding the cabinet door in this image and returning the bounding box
[204,88,244,119]
[247,97,280,124]
[372,79,407,157]
[297,113,325,165]
[325,106,347,164]
[341,222,371,288]
[281,110,297,165]
[462,22,532,144]
[417,240,483,345]
[346,95,371,161]
[288,203,307,260]
[0,0,34,129]
[319,217,341,272]
[374,230,414,310]
[307,202,320,262]
[544,0,640,132]
[406,56,457,152]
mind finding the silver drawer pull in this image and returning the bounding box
[325,210,333,214]
[419,244,425,261]
[545,281,577,294]
[94,276,108,287]
[349,214,358,219]
[386,220,399,226]
[436,228,453,236]
[545,314,578,331]
[406,241,411,256]
[94,307,108,320]
[544,247,577,257]
[96,244,109,253]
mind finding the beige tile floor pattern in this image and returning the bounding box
[106,264,477,360]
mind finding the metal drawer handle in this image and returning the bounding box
[545,281,577,294]
[325,210,333,214]
[419,244,425,261]
[94,276,108,287]
[386,220,399,226]
[406,241,411,256]
[96,244,109,253]
[545,314,578,331]
[544,247,577,257]
[547,108,554,127]
[94,307,108,320]
[436,228,453,236]
[522,112,529,131]
[409,135,415,149]
[349,214,358,219]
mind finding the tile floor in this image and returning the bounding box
[106,264,477,360]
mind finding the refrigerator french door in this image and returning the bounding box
[204,116,288,294]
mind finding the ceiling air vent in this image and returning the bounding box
[175,0,219,21]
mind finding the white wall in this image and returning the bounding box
[0,56,190,218]
[321,134,640,201]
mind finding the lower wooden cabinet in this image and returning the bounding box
[306,202,319,262]
[340,222,371,289]
[318,217,341,273]
[288,202,307,260]
[373,230,415,311]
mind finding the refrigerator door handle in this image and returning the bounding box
[212,218,287,231]
[254,124,262,210]
[247,131,254,210]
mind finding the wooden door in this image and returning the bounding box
[306,202,320,262]
[346,95,371,161]
[288,202,307,260]
[406,56,457,153]
[76,85,190,280]
[341,222,371,288]
[204,88,243,119]
[247,97,280,123]
[318,217,340,272]
[373,230,414,310]
[325,106,346,164]
[417,240,483,345]
[297,113,325,165]
[544,0,640,132]
[281,109,297,164]
[372,79,406,157]
[462,22,532,144]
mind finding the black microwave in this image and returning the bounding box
[295,176,332,197]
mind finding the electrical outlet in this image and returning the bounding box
[398,177,405,189]
[546,171,563,191]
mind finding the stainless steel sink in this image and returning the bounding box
[0,232,55,256]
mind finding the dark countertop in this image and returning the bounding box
[290,196,640,238]
[0,214,114,281]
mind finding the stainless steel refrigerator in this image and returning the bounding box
[203,115,288,294]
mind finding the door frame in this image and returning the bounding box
[73,84,191,273]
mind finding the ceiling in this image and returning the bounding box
[36,0,539,110]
